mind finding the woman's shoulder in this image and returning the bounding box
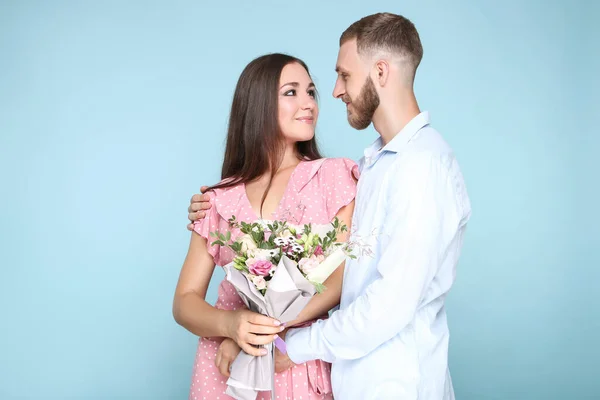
[294,158,358,220]
[309,157,359,182]
[292,157,359,193]
[202,180,248,222]
[208,180,244,199]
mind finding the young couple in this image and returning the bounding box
[173,12,471,400]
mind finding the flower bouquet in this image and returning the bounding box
[209,216,354,400]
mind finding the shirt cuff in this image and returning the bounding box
[285,326,315,364]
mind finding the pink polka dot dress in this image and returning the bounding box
[191,158,359,400]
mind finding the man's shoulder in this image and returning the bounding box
[408,125,454,158]
[385,126,463,187]
[387,126,470,216]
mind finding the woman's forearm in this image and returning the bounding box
[173,292,231,338]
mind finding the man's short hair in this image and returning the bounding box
[341,13,423,82]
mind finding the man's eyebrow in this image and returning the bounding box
[335,66,349,74]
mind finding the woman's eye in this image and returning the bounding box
[283,89,296,96]
[308,89,316,98]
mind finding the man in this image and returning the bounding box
[188,13,471,399]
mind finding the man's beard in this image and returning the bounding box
[344,76,380,130]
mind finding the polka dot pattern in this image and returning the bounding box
[189,157,358,399]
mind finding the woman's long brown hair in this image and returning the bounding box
[208,53,323,217]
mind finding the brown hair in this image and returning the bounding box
[340,13,423,82]
[208,53,322,215]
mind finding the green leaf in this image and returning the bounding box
[231,242,242,253]
[233,263,245,271]
[312,282,327,294]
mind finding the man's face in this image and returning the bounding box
[333,39,380,130]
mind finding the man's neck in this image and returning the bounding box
[372,91,421,145]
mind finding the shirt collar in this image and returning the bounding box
[362,111,431,167]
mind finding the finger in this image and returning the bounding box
[187,223,194,231]
[200,186,209,193]
[246,333,278,346]
[191,193,211,203]
[216,354,230,377]
[219,361,230,377]
[282,360,295,373]
[247,323,285,335]
[240,343,268,357]
[188,211,205,223]
[190,202,212,212]
[215,352,222,369]
[275,360,292,374]
[247,313,281,327]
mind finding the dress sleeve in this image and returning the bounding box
[320,158,360,221]
[192,190,221,262]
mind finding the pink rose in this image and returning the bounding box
[249,260,274,277]
[313,246,324,256]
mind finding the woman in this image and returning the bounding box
[172,53,358,399]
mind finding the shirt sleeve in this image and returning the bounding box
[192,191,221,262]
[286,153,465,363]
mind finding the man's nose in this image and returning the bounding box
[333,77,345,99]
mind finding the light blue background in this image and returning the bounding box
[1,1,597,399]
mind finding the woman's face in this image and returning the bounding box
[277,62,319,145]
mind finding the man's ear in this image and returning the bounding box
[374,59,390,87]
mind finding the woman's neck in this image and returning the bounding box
[276,144,301,172]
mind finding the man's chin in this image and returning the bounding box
[348,116,372,130]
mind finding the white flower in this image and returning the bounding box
[245,258,257,268]
[298,255,322,274]
[306,248,347,284]
[252,248,273,261]
[274,238,288,246]
[276,228,293,238]
[309,223,337,238]
[238,234,258,254]
[268,249,280,257]
[250,274,267,290]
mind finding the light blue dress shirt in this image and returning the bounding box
[286,112,472,399]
